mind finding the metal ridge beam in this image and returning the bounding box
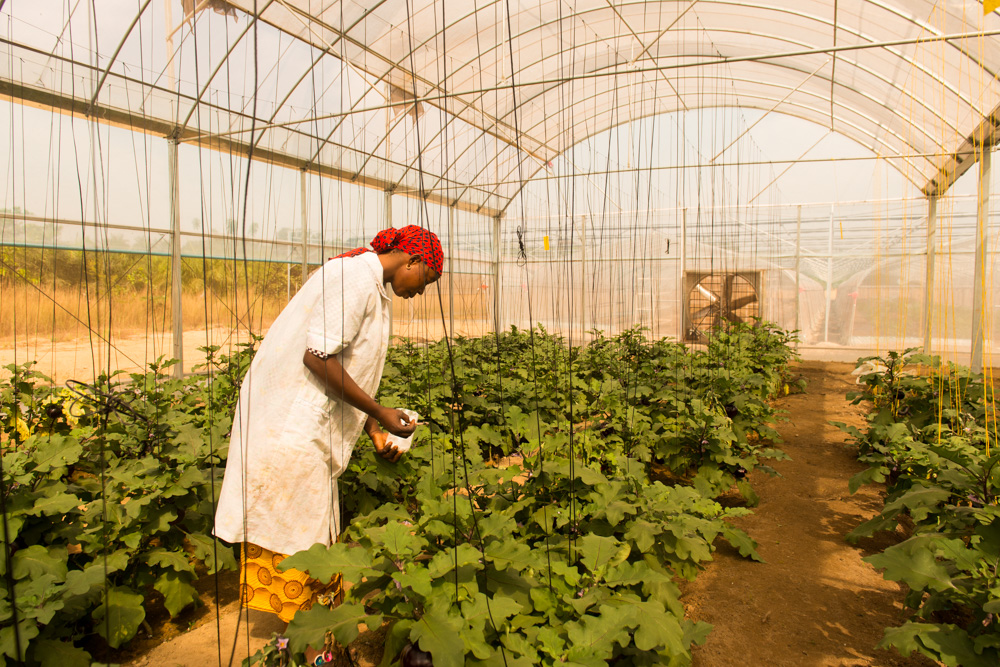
[923,102,1000,198]
[0,68,502,220]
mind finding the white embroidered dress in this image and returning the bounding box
[214,253,391,555]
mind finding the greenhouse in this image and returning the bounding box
[1,1,1000,665]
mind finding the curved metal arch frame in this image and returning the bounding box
[581,1,985,117]
[494,102,931,219]
[410,0,986,121]
[177,0,278,133]
[456,75,931,213]
[165,1,426,185]
[89,0,153,109]
[172,18,970,178]
[508,58,950,156]
[417,13,701,201]
[399,5,982,204]
[244,2,393,159]
[383,0,683,198]
[336,9,568,187]
[443,40,955,207]
[78,0,1000,218]
[220,0,993,211]
[289,0,553,165]
[861,0,998,80]
[620,44,965,138]
[294,16,557,197]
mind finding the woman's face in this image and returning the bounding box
[392,255,441,299]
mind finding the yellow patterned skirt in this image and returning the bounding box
[240,543,343,623]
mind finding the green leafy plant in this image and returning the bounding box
[286,322,798,666]
[838,350,1000,666]
[0,339,256,664]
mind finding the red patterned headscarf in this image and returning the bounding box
[333,225,443,275]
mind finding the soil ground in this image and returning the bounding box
[115,360,936,666]
[682,360,937,667]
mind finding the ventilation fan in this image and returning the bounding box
[684,272,761,342]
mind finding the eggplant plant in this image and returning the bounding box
[0,341,256,665]
[838,350,1000,666]
[272,323,798,666]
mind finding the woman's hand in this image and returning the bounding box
[369,428,403,463]
[375,407,417,437]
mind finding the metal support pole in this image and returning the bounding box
[972,148,991,373]
[385,189,393,339]
[448,206,455,339]
[679,208,687,341]
[795,205,802,343]
[299,170,308,285]
[580,214,587,339]
[168,137,183,377]
[824,206,834,344]
[923,195,938,355]
[493,216,502,333]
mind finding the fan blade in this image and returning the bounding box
[694,283,720,302]
[691,304,718,320]
[729,294,758,311]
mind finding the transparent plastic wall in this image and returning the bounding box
[387,198,495,342]
[5,92,1000,370]
[499,195,1000,366]
[0,103,498,378]
[496,211,680,343]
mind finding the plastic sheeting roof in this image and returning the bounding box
[4,1,1000,216]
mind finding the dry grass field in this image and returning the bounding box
[0,286,495,383]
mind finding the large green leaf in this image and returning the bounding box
[29,492,81,517]
[848,465,886,494]
[427,544,484,579]
[409,610,464,667]
[721,526,763,561]
[12,545,67,581]
[92,587,146,649]
[879,622,992,667]
[0,619,39,660]
[142,508,179,534]
[484,540,537,573]
[58,565,107,616]
[865,541,956,593]
[280,543,373,584]
[631,601,685,654]
[393,567,433,598]
[565,604,633,657]
[145,548,195,573]
[735,480,760,507]
[286,603,381,654]
[374,521,426,557]
[884,486,951,516]
[153,570,199,617]
[31,435,82,473]
[577,534,622,574]
[625,520,660,552]
[30,639,91,667]
[185,532,237,574]
[603,561,669,589]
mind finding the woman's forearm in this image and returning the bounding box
[302,351,382,418]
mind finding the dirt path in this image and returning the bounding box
[682,360,936,667]
[123,602,287,667]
